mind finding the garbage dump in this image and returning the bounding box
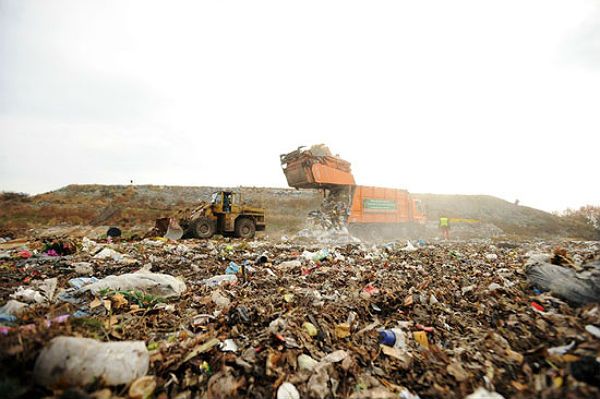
[0,235,599,398]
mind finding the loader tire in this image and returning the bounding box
[235,218,255,239]
[191,217,215,239]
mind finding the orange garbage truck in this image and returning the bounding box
[326,185,426,237]
[280,145,426,237]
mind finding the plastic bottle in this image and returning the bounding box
[378,328,407,349]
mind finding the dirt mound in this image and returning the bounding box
[0,185,597,240]
[415,194,598,240]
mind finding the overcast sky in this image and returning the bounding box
[1,1,599,212]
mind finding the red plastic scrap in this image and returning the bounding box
[363,284,379,295]
[531,302,545,312]
[416,324,434,332]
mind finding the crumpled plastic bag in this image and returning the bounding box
[34,336,149,387]
[525,253,600,305]
[82,271,186,298]
[10,278,58,304]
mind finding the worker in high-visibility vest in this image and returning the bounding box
[439,216,450,240]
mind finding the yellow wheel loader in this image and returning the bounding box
[154,191,266,240]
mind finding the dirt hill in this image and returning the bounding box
[415,193,598,240]
[0,185,597,240]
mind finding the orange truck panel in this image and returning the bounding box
[311,163,356,186]
[348,186,425,224]
[281,146,356,189]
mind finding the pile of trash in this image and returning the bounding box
[0,235,599,398]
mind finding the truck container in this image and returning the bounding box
[280,145,355,188]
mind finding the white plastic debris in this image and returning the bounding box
[585,325,600,338]
[488,283,502,291]
[220,339,239,352]
[10,278,58,304]
[68,277,99,289]
[276,260,302,269]
[10,288,45,304]
[321,349,348,363]
[94,247,124,261]
[301,250,313,261]
[547,341,576,355]
[211,290,231,309]
[82,237,102,253]
[73,262,94,275]
[0,299,28,315]
[402,241,417,252]
[34,336,149,387]
[465,387,505,399]
[277,382,300,399]
[202,274,238,287]
[485,253,498,261]
[165,244,190,255]
[83,271,186,298]
[298,354,319,371]
[141,239,165,247]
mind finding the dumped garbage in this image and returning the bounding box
[1,236,599,398]
[33,336,149,387]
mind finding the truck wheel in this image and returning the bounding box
[235,218,255,239]
[191,217,215,239]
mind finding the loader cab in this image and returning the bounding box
[211,191,241,214]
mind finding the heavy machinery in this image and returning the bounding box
[155,191,266,239]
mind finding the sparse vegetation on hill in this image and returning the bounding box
[415,194,599,240]
[0,186,597,240]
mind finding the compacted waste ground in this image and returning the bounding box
[0,236,599,398]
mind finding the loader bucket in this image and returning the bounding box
[154,218,184,240]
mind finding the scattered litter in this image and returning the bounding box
[0,236,598,397]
